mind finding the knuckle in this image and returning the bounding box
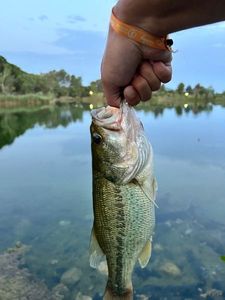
[151,81,161,91]
[154,63,172,83]
[139,62,151,75]
[162,51,172,63]
[132,80,151,102]
[142,93,151,102]
[139,64,161,91]
[133,82,145,97]
[161,71,172,83]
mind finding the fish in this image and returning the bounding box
[90,101,157,300]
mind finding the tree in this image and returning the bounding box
[52,69,70,87]
[42,70,70,95]
[160,84,166,93]
[89,79,103,93]
[69,76,83,97]
[177,82,185,94]
[205,86,215,99]
[193,83,206,98]
[0,65,14,94]
[186,85,193,94]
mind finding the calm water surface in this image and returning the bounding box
[0,105,225,299]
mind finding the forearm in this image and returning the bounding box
[114,0,225,36]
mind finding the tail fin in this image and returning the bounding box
[103,284,133,300]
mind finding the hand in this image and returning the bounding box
[101,26,172,107]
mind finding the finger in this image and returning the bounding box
[139,61,161,91]
[152,61,172,83]
[102,81,121,108]
[143,48,172,64]
[131,75,152,101]
[124,86,140,106]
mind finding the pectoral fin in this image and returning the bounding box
[138,240,152,268]
[153,177,158,193]
[89,227,104,268]
[132,178,159,208]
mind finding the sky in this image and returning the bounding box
[1,0,225,91]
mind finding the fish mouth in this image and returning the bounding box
[91,105,123,131]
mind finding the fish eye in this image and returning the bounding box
[92,132,102,145]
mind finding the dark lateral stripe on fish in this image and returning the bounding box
[114,188,126,294]
[115,248,124,294]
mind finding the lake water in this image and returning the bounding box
[0,104,225,299]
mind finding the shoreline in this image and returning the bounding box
[0,92,224,111]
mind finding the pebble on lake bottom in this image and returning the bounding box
[60,267,82,286]
[159,261,182,277]
[97,261,108,276]
[75,291,92,300]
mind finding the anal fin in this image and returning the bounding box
[89,227,104,268]
[138,239,152,268]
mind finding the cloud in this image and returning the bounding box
[3,21,225,90]
[169,26,225,92]
[67,15,86,23]
[54,28,106,54]
[38,15,48,22]
[1,29,107,84]
[2,49,101,85]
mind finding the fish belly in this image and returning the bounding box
[93,173,155,294]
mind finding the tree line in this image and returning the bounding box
[0,56,102,98]
[0,55,224,99]
[174,82,218,99]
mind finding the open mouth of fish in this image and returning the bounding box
[91,105,123,131]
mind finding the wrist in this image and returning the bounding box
[114,0,168,37]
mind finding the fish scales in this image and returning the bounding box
[93,174,155,293]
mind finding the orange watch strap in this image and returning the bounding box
[110,11,173,51]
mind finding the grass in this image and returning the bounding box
[0,94,53,108]
[81,92,106,106]
[0,91,225,110]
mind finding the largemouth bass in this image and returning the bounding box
[90,102,157,300]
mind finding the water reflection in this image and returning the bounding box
[136,102,214,118]
[0,105,84,149]
[0,102,215,150]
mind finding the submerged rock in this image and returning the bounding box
[159,261,182,277]
[165,220,172,227]
[136,294,149,300]
[15,241,23,248]
[97,261,108,276]
[0,243,59,300]
[184,228,192,235]
[200,288,223,298]
[52,283,69,299]
[75,292,92,300]
[153,243,163,251]
[50,259,59,265]
[59,220,71,226]
[61,267,82,286]
[175,218,183,224]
